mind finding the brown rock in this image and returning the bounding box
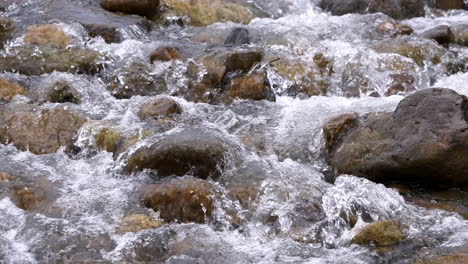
[163,0,255,27]
[14,186,47,211]
[0,172,15,183]
[138,97,182,120]
[141,177,218,223]
[47,79,81,104]
[227,71,273,101]
[385,73,416,96]
[415,254,468,264]
[23,24,71,48]
[100,0,160,18]
[117,214,163,233]
[377,21,397,32]
[227,184,259,208]
[436,0,465,10]
[0,106,86,155]
[323,113,359,152]
[150,46,181,62]
[396,24,414,35]
[0,78,26,101]
[352,220,406,247]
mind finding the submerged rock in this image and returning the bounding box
[150,46,181,62]
[0,172,15,183]
[320,0,425,19]
[0,78,26,101]
[0,18,15,49]
[83,24,122,44]
[141,177,217,223]
[125,126,236,179]
[47,80,81,104]
[101,0,160,19]
[325,88,468,188]
[138,97,182,120]
[0,46,104,75]
[225,28,250,46]
[23,24,71,48]
[0,105,86,154]
[352,220,406,246]
[374,39,446,67]
[117,214,163,233]
[163,0,255,27]
[107,62,167,99]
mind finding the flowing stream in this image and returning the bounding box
[0,0,467,263]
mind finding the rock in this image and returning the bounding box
[23,24,71,48]
[325,88,468,187]
[117,214,163,233]
[95,127,123,153]
[0,78,26,101]
[420,25,455,46]
[150,46,181,63]
[0,46,104,75]
[453,26,468,46]
[100,0,160,18]
[377,21,397,32]
[415,254,468,264]
[225,28,250,46]
[0,18,15,49]
[323,113,359,152]
[0,172,15,183]
[141,177,217,223]
[352,220,406,246]
[396,24,414,35]
[374,39,446,66]
[186,50,263,103]
[226,71,275,102]
[320,0,425,20]
[435,0,466,10]
[0,105,86,155]
[163,0,255,27]
[47,80,81,104]
[138,97,182,120]
[13,186,48,211]
[83,24,122,44]
[385,73,416,96]
[107,62,167,99]
[125,126,235,179]
[227,184,259,209]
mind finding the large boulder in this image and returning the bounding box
[162,0,255,27]
[125,126,239,179]
[0,105,86,154]
[324,88,468,188]
[0,46,104,75]
[435,0,466,10]
[320,0,425,20]
[141,177,218,223]
[101,0,160,18]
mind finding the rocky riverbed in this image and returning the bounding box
[0,0,468,263]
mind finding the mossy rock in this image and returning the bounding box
[47,80,81,104]
[116,214,163,233]
[0,46,104,75]
[95,127,123,153]
[163,0,255,27]
[352,220,406,247]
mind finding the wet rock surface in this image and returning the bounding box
[325,88,468,187]
[138,97,182,120]
[141,177,218,223]
[101,0,160,19]
[352,220,406,247]
[320,0,425,19]
[0,105,86,154]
